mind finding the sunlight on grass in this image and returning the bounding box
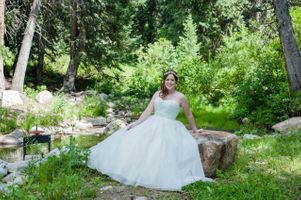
[177,105,240,131]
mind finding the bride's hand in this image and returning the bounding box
[126,120,142,131]
[126,123,135,131]
[192,129,205,135]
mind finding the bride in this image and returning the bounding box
[88,70,211,191]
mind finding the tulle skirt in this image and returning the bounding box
[88,115,209,191]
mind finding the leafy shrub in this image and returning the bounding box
[21,112,39,133]
[78,95,107,118]
[24,85,48,98]
[211,26,289,127]
[0,107,17,134]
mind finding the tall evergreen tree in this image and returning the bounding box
[177,14,200,59]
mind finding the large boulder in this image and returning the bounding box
[272,117,301,133]
[0,129,25,145]
[0,90,24,108]
[36,90,53,104]
[194,130,239,177]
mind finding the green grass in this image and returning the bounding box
[177,105,240,131]
[183,131,301,200]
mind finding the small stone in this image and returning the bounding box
[6,160,29,173]
[0,167,8,178]
[100,185,113,191]
[242,117,251,124]
[107,102,115,108]
[99,93,108,100]
[243,134,260,140]
[2,172,21,183]
[134,197,148,200]
[0,183,8,193]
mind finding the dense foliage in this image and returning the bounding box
[110,9,301,129]
[1,1,301,129]
[1,1,301,199]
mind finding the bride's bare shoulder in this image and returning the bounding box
[175,91,185,98]
[175,91,187,103]
[153,91,160,98]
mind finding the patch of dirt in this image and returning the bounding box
[96,183,189,200]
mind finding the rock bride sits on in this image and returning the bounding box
[88,70,212,191]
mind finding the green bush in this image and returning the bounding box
[210,26,289,127]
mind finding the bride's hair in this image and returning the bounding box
[159,70,178,98]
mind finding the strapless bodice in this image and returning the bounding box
[154,97,180,120]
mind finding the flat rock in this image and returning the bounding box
[6,160,29,173]
[82,117,106,126]
[272,117,301,133]
[0,135,22,145]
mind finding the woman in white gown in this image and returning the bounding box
[88,70,211,191]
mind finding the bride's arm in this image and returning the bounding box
[127,91,158,130]
[180,95,202,134]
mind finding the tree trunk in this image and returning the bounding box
[36,33,44,84]
[62,0,79,92]
[0,0,5,90]
[11,0,41,92]
[146,0,157,44]
[273,0,301,92]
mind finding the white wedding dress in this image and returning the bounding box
[88,97,209,191]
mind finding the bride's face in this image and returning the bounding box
[164,74,177,91]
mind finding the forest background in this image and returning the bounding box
[0,0,301,199]
[1,0,301,133]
